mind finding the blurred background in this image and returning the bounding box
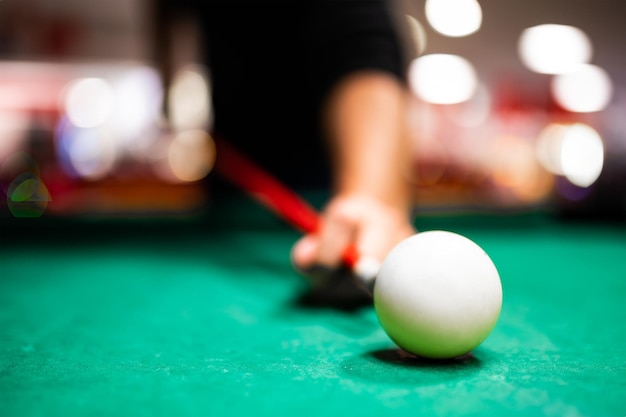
[0,0,624,221]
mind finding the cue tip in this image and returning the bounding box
[353,255,380,293]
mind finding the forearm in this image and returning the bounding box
[323,71,413,212]
[291,71,416,271]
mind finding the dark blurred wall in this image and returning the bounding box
[0,0,152,61]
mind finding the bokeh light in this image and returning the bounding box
[425,0,482,37]
[167,130,216,182]
[536,123,604,188]
[409,54,478,104]
[518,24,592,74]
[0,152,50,217]
[560,124,604,188]
[56,120,118,180]
[168,66,212,133]
[536,123,568,175]
[406,15,428,56]
[551,64,613,113]
[109,67,163,145]
[63,78,114,128]
[7,172,50,217]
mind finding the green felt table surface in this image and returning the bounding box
[1,195,625,417]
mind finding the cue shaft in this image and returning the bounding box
[213,137,378,287]
[214,137,320,235]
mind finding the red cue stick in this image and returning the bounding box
[213,137,360,270]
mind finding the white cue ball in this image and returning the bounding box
[373,230,502,359]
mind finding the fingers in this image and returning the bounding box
[291,194,416,285]
[315,203,357,268]
[291,215,356,271]
[291,198,358,273]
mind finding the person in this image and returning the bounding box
[152,0,417,291]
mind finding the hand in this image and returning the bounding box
[291,192,416,277]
